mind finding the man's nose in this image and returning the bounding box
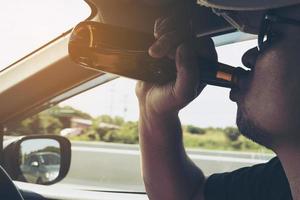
[242,47,259,69]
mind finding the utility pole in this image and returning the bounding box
[123,94,128,121]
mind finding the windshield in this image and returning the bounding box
[0,0,91,72]
[9,35,274,192]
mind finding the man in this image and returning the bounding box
[135,0,300,199]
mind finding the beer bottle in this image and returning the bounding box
[69,21,249,88]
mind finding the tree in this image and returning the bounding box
[98,115,113,124]
[47,106,92,119]
[9,105,90,135]
[113,116,125,126]
[19,113,63,135]
[97,115,125,126]
[102,121,139,144]
[186,125,206,135]
[87,116,109,139]
[224,127,240,141]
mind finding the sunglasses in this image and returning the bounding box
[258,11,300,51]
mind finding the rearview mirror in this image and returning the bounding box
[4,135,71,185]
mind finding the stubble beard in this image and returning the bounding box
[236,106,274,150]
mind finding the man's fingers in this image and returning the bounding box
[154,15,179,39]
[149,31,184,58]
[194,37,218,61]
[150,1,191,59]
[153,17,164,38]
[174,43,204,104]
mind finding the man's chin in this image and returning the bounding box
[236,107,273,149]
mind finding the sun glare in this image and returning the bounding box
[0,0,91,71]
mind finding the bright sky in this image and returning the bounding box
[0,1,257,128]
[21,139,59,155]
[0,0,90,71]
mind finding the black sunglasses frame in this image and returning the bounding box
[258,12,300,51]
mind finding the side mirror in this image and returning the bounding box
[4,135,71,185]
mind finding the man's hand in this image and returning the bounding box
[149,1,192,59]
[136,42,206,115]
[136,2,218,199]
[136,1,217,115]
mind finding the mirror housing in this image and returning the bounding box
[3,135,71,185]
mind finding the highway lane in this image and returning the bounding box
[60,141,274,192]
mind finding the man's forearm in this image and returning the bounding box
[139,110,205,200]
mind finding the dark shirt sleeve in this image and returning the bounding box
[204,157,292,200]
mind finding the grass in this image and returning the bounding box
[183,130,272,153]
[69,128,272,154]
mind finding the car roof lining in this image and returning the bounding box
[92,0,234,36]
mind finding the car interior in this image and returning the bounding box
[0,0,270,199]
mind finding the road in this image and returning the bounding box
[60,141,274,192]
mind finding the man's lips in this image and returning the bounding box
[230,68,252,102]
[230,88,239,102]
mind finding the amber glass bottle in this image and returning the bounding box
[69,21,249,88]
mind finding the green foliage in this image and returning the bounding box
[86,115,125,140]
[97,115,113,124]
[70,133,100,141]
[14,112,63,135]
[96,115,125,126]
[75,118,138,144]
[113,116,125,126]
[8,104,270,153]
[9,105,90,135]
[185,125,206,135]
[183,129,227,150]
[224,127,240,141]
[183,129,271,153]
[47,105,92,119]
[36,146,60,154]
[102,121,138,144]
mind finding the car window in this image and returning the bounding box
[40,154,60,165]
[27,155,40,165]
[26,155,39,165]
[0,0,91,72]
[8,36,274,192]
